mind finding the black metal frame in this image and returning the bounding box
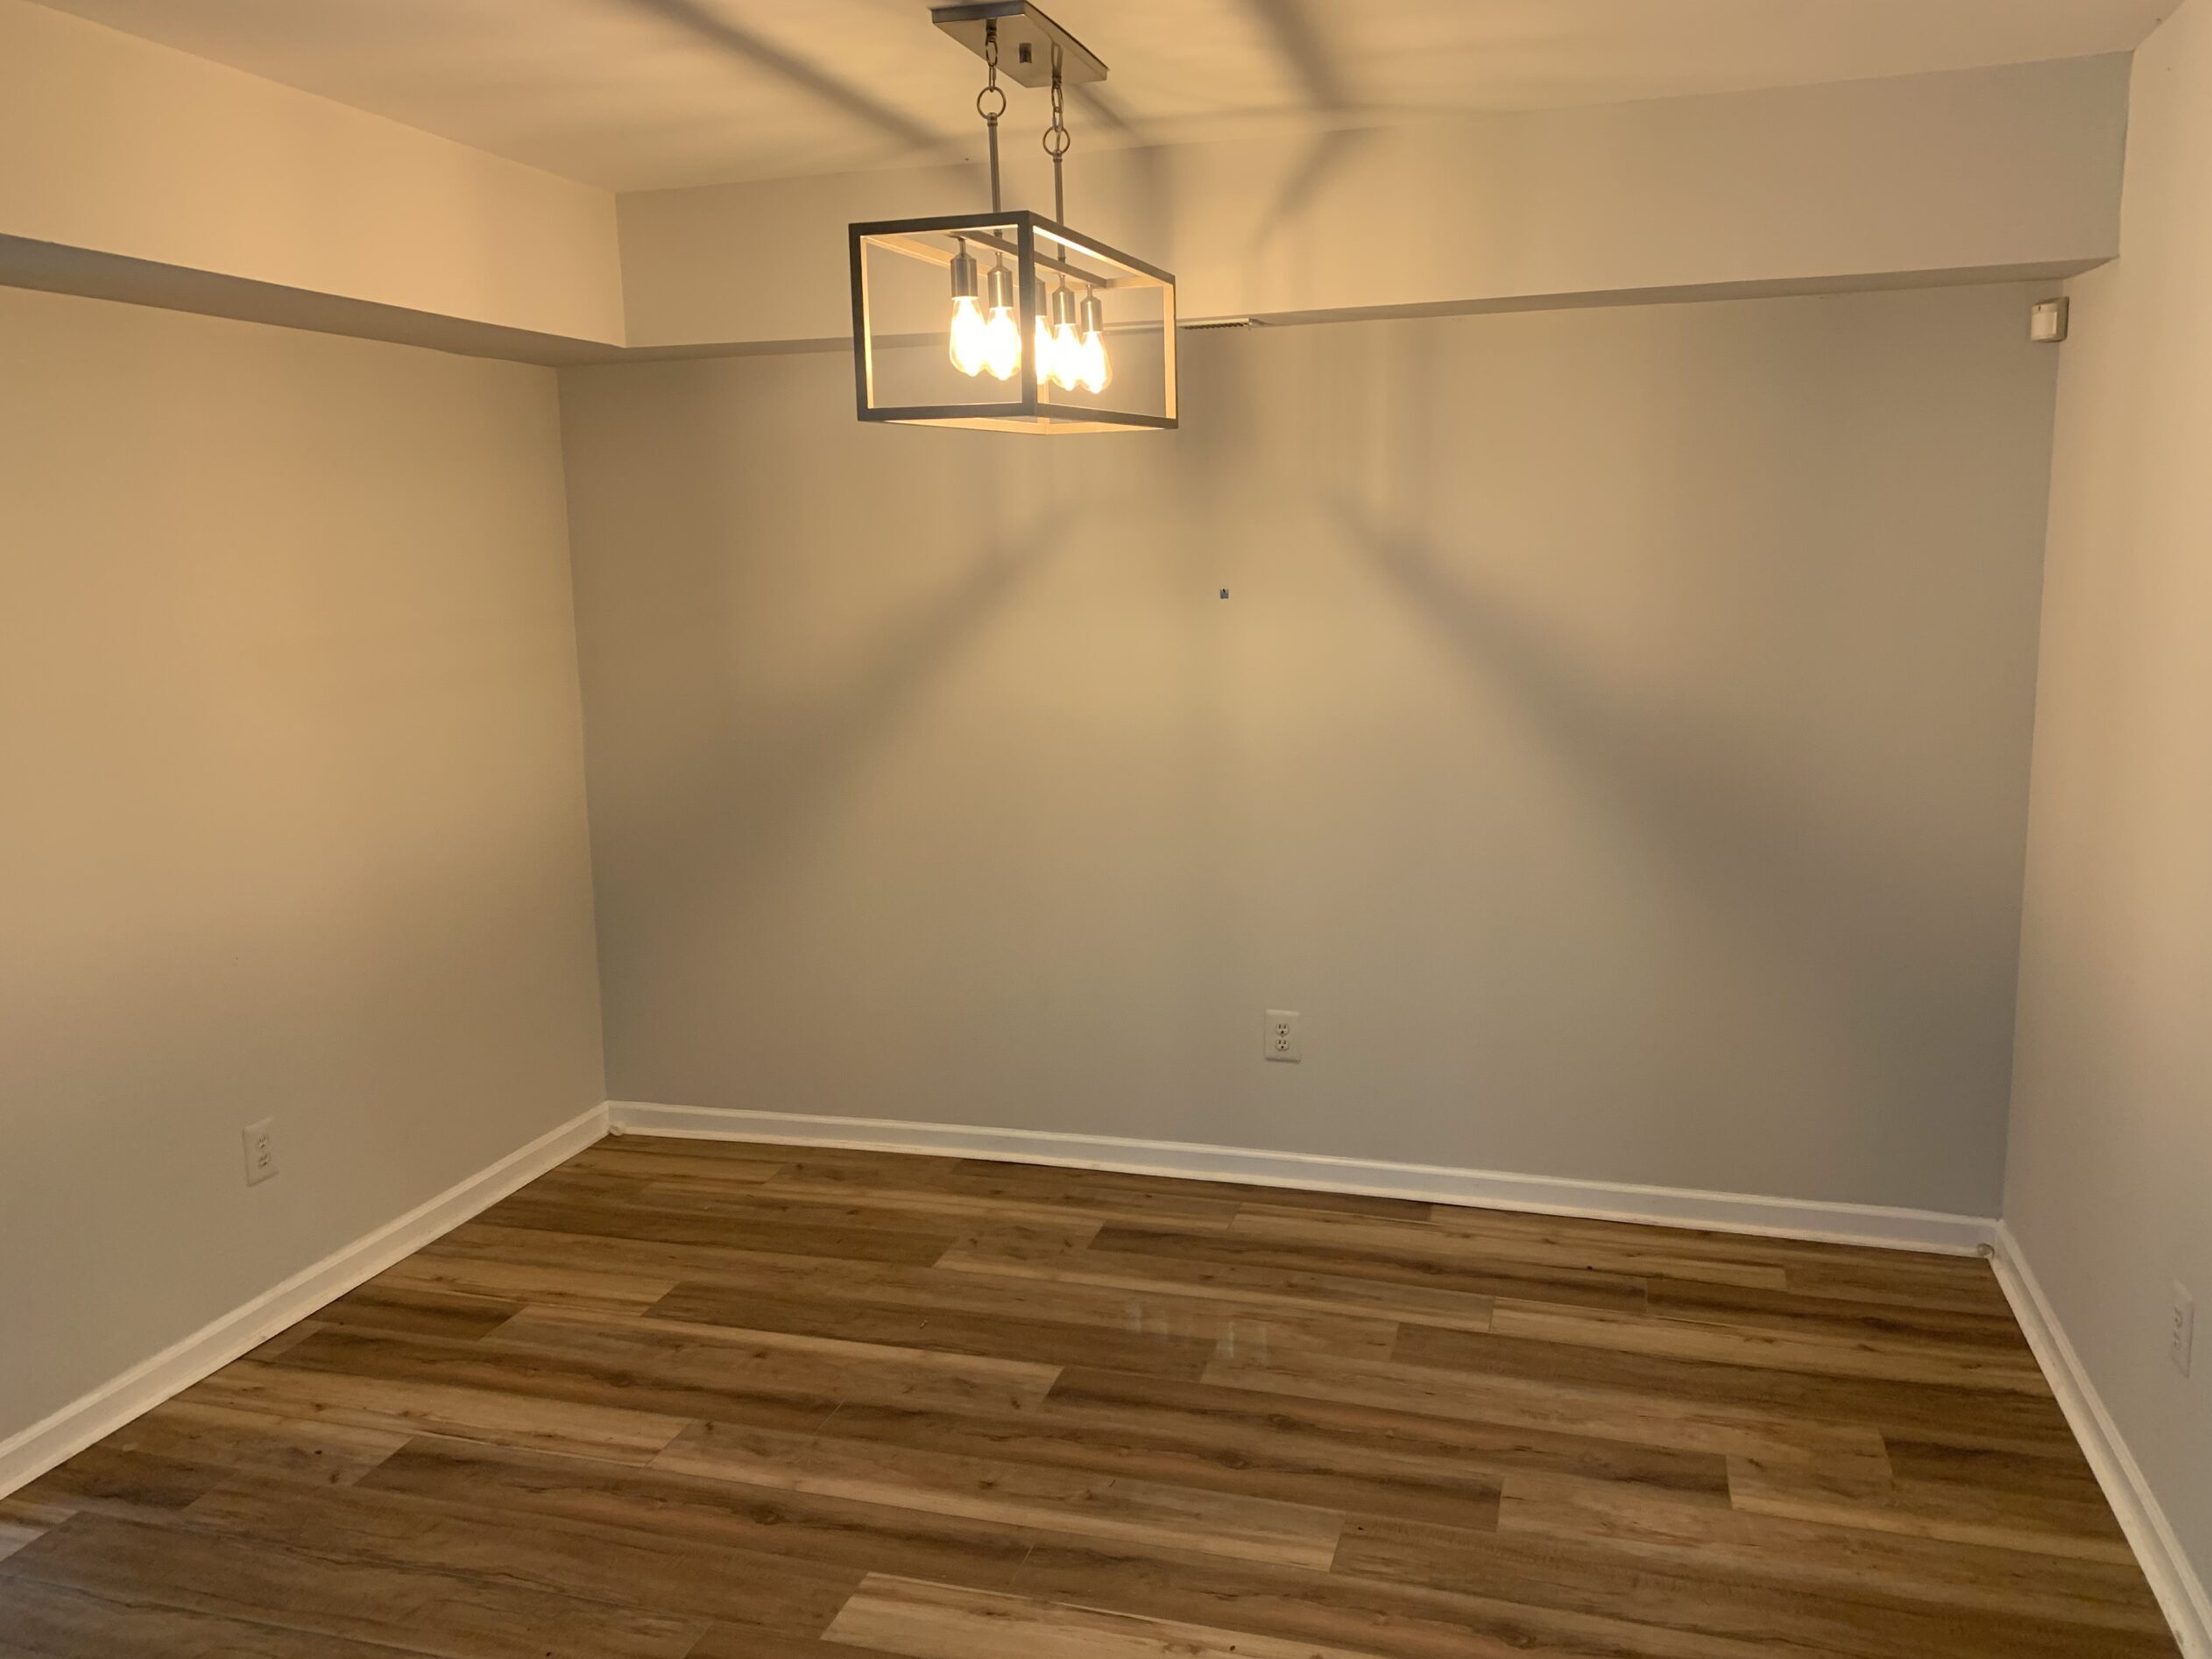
[850,208,1178,434]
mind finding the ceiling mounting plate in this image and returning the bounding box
[931,2,1108,86]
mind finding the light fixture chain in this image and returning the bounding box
[977,20,1007,213]
[1042,46,1069,223]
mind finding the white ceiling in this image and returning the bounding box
[40,0,2171,192]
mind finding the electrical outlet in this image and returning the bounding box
[1264,1010,1301,1062]
[243,1119,278,1186]
[2173,1284,2195,1379]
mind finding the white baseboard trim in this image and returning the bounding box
[1991,1222,2210,1659]
[605,1101,1996,1255]
[0,1101,608,1500]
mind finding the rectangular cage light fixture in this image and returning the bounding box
[850,210,1177,434]
[848,4,1177,434]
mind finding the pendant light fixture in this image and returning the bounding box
[850,1,1177,433]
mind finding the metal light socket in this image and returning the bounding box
[949,246,980,301]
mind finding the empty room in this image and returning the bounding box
[3,0,2208,1655]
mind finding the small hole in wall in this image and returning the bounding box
[1219,589,1229,599]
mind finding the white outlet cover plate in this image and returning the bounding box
[1265,1010,1302,1062]
[2173,1282,2195,1378]
[243,1119,277,1185]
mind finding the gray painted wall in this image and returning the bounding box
[2007,0,2212,1600]
[0,287,605,1443]
[560,283,2057,1217]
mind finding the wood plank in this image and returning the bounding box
[664,1141,964,1178]
[356,1437,1042,1591]
[1205,1347,1898,1465]
[1498,1469,2176,1634]
[0,1511,708,1659]
[97,1400,406,1488]
[750,1173,1244,1234]
[426,1218,1112,1300]
[1391,1320,2075,1451]
[657,1418,1345,1567]
[933,1158,1435,1221]
[1009,1531,1804,1659]
[242,1320,326,1363]
[863,1161,1248,1225]
[645,1280,1223,1379]
[0,1500,76,1565]
[1232,1205,1792,1290]
[182,1473,861,1639]
[314,1283,526,1343]
[325,1301,1052,1412]
[1785,1256,2016,1317]
[502,1168,661,1207]
[469,1191,958,1262]
[812,1393,1507,1532]
[1042,1366,1729,1506]
[1729,1453,2142,1563]
[369,1251,681,1315]
[1643,1272,2035,1352]
[940,1231,1497,1331]
[1487,1297,2050,1390]
[11,1444,228,1525]
[1096,1224,1650,1312]
[623,1244,1399,1359]
[0,1576,439,1659]
[1883,1432,2108,1501]
[181,1355,691,1465]
[1331,1512,2176,1659]
[684,1627,913,1659]
[477,1304,1063,1419]
[1426,1205,1996,1287]
[827,1572,1402,1659]
[560,1142,788,1184]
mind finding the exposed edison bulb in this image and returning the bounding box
[948,295,988,377]
[1033,310,1057,385]
[1033,288,1076,391]
[1041,287,1081,392]
[1077,329,1110,394]
[982,307,1022,380]
[1048,321,1084,390]
[1077,291,1112,394]
[946,246,986,377]
[978,265,1022,381]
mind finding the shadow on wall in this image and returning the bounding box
[1320,313,2011,1107]
[633,509,1069,964]
[1242,128,1381,291]
[1233,0,1378,307]
[571,297,2039,1199]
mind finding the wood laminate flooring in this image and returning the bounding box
[0,1135,2180,1658]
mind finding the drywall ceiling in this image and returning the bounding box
[38,0,2169,191]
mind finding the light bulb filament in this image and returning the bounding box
[1075,291,1112,394]
[1049,321,1083,390]
[949,294,988,377]
[983,306,1022,380]
[1078,328,1109,394]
